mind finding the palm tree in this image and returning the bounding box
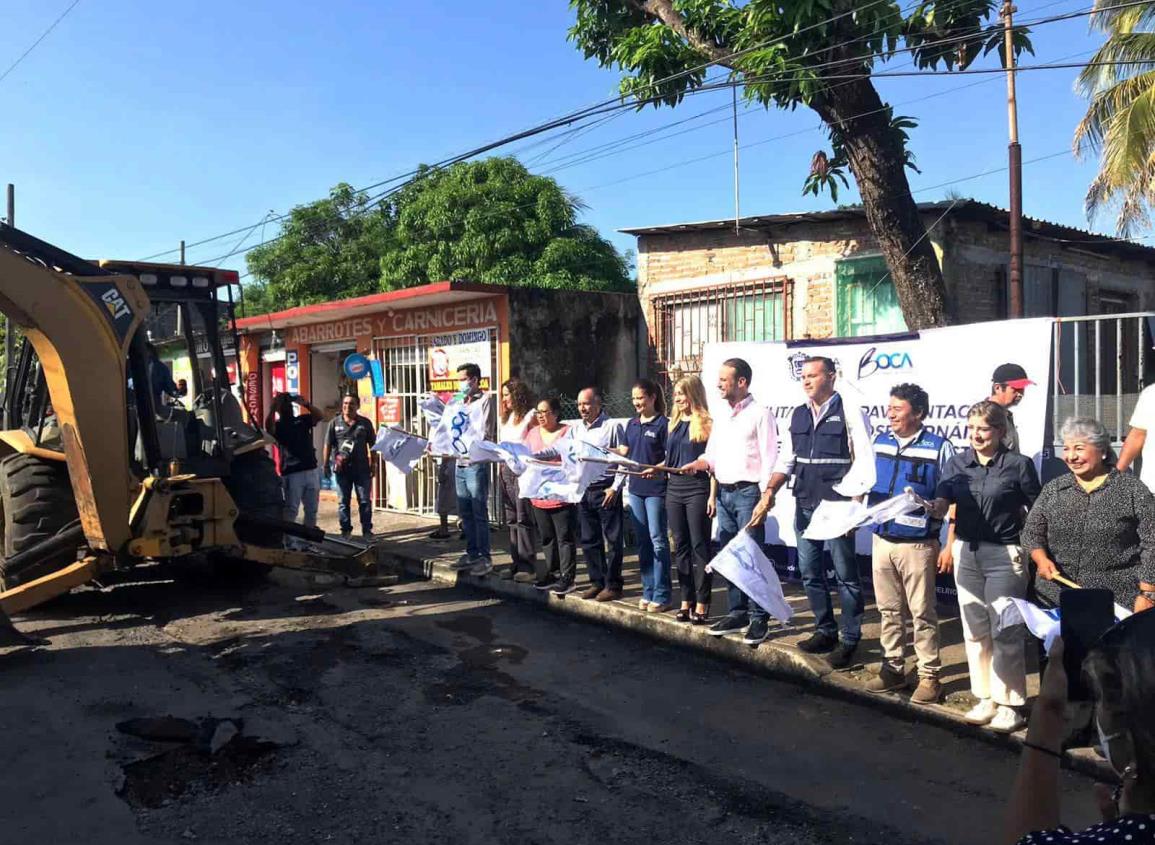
[1074,0,1155,236]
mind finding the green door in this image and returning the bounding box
[835,255,907,337]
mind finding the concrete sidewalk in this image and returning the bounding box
[316,502,1106,774]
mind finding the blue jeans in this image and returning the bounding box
[455,463,491,559]
[336,466,372,534]
[795,506,863,644]
[627,493,672,605]
[715,484,769,623]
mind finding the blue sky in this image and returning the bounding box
[0,0,1130,278]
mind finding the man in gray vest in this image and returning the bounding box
[767,356,875,669]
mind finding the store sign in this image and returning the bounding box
[282,299,500,346]
[428,330,492,393]
[377,395,403,425]
[285,350,299,394]
[244,371,261,422]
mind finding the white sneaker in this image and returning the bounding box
[964,699,998,725]
[988,705,1026,734]
[453,553,473,570]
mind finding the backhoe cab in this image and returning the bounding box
[0,226,373,630]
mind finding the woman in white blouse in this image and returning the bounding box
[498,378,537,581]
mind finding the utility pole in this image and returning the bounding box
[3,184,14,410]
[1003,0,1024,318]
[732,83,741,236]
[179,239,186,265]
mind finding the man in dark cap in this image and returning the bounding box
[988,363,1034,453]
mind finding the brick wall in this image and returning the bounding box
[634,212,1155,346]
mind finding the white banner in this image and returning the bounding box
[428,397,490,458]
[701,318,1053,560]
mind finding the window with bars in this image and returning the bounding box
[650,279,791,381]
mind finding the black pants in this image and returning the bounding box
[667,478,714,606]
[578,485,624,590]
[532,504,578,584]
[499,465,536,574]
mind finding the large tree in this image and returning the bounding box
[243,158,631,314]
[1074,0,1155,236]
[568,0,1031,329]
[379,157,631,292]
[243,183,393,314]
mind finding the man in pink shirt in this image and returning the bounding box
[680,357,779,646]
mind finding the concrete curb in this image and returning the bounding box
[379,544,1110,782]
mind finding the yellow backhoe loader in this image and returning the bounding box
[0,225,377,643]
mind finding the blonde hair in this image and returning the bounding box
[669,375,712,443]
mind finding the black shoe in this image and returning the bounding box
[742,618,770,646]
[533,578,558,590]
[552,580,577,596]
[707,615,748,637]
[797,631,838,654]
[827,641,859,670]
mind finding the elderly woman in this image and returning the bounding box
[931,400,1041,733]
[1022,417,1155,613]
[1003,614,1155,844]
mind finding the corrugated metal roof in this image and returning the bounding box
[619,199,1155,261]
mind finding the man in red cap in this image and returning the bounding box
[988,363,1034,453]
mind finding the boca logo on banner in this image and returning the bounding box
[701,318,1054,601]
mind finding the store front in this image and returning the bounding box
[236,282,510,515]
[235,280,644,518]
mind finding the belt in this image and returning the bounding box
[718,480,758,491]
[878,534,935,544]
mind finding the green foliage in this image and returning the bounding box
[1075,1,1155,236]
[245,183,392,310]
[243,160,631,314]
[380,158,631,292]
[568,0,1029,198]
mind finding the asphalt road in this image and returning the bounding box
[0,569,1100,844]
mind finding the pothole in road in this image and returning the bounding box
[115,716,284,810]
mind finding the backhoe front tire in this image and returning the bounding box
[0,453,81,589]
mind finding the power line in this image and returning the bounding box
[0,0,82,86]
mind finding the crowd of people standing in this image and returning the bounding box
[265,356,1155,736]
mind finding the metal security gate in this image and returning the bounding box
[372,329,501,519]
[650,278,792,384]
[1051,312,1154,447]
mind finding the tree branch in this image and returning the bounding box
[627,0,736,66]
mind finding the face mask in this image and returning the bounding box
[459,380,471,394]
[1097,715,1124,774]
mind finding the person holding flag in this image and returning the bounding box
[930,400,1041,732]
[524,396,580,594]
[864,383,955,704]
[679,358,779,647]
[765,356,876,669]
[451,363,495,575]
[497,377,538,582]
[624,379,672,613]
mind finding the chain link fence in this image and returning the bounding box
[557,392,635,421]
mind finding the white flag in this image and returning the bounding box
[419,394,446,427]
[801,491,923,541]
[468,439,533,473]
[371,428,427,474]
[518,460,585,503]
[708,531,793,623]
[429,398,488,458]
[994,597,1061,653]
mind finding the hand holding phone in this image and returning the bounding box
[1060,588,1115,701]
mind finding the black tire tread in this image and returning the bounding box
[0,453,81,588]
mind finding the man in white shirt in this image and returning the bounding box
[680,357,779,646]
[1119,381,1155,491]
[766,356,876,669]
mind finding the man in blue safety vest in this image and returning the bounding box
[864,383,955,704]
[767,356,875,669]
